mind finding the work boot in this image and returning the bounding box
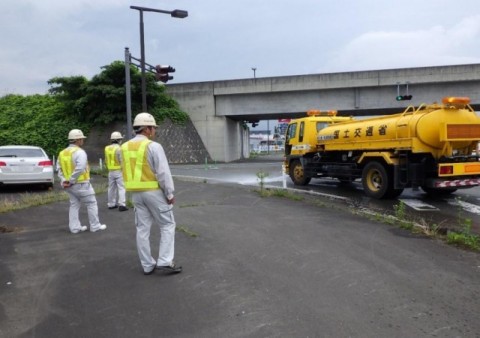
[156,263,182,274]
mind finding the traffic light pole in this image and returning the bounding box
[124,47,133,140]
[138,9,148,112]
[124,48,160,139]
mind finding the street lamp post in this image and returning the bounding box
[130,6,188,112]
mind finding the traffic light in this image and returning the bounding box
[396,95,412,101]
[155,65,175,83]
[396,82,412,101]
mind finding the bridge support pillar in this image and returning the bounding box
[167,82,249,162]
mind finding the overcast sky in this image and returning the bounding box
[1,0,480,96]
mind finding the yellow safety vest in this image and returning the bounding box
[121,139,159,191]
[58,146,90,182]
[105,144,121,170]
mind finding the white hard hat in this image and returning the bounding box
[133,112,158,127]
[68,129,86,140]
[110,131,123,140]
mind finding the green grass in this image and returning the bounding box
[254,186,304,200]
[393,201,414,230]
[256,170,269,194]
[176,225,198,237]
[360,200,480,252]
[444,197,480,251]
[446,231,480,250]
[443,200,480,250]
[179,202,207,208]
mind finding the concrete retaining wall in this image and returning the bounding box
[82,118,211,165]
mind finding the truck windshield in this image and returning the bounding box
[286,123,297,141]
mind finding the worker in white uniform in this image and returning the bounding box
[57,129,107,234]
[105,131,128,211]
[121,113,182,275]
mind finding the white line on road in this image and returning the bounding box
[399,199,439,211]
[448,199,480,215]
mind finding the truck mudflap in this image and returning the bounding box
[433,178,480,188]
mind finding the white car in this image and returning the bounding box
[0,145,54,189]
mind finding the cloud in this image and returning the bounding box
[0,0,133,95]
[320,15,480,73]
[1,0,480,95]
[18,0,129,14]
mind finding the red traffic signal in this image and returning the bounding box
[155,65,175,83]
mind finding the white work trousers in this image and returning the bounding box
[133,190,176,272]
[65,182,103,233]
[107,170,126,207]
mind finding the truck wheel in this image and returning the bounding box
[362,161,391,199]
[289,160,311,185]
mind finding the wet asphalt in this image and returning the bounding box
[1,177,480,337]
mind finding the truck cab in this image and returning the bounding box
[284,110,354,184]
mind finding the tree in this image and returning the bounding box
[47,75,88,120]
[47,61,188,126]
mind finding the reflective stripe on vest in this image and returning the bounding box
[105,144,121,170]
[58,146,90,182]
[121,139,159,191]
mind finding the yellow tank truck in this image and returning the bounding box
[284,97,480,199]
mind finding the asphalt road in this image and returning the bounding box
[1,170,480,337]
[171,154,480,236]
[1,156,480,337]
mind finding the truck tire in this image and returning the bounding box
[289,160,311,185]
[362,161,391,199]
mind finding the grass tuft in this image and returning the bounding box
[176,225,198,237]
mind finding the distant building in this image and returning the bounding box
[249,128,285,153]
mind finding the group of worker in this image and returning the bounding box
[56,112,182,275]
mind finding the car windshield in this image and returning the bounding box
[0,148,45,158]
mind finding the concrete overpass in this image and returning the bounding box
[166,64,480,162]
